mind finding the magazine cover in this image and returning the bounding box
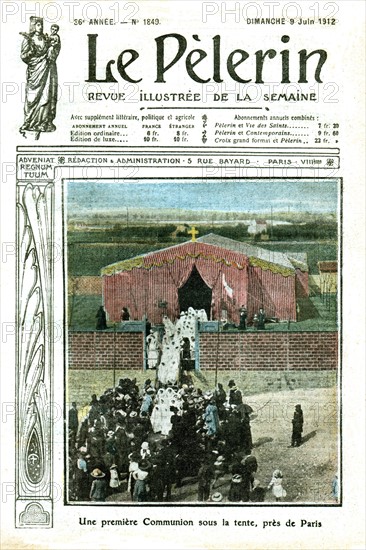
[0,1,365,549]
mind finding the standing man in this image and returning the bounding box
[68,402,79,449]
[121,307,130,321]
[96,305,107,330]
[257,307,266,330]
[228,380,243,406]
[239,305,247,330]
[291,404,304,447]
[197,455,215,502]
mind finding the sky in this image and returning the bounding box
[67,179,338,215]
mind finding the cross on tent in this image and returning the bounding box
[188,226,199,242]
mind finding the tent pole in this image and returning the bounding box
[215,320,220,388]
[113,322,116,389]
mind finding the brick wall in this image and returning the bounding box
[199,332,338,370]
[68,332,144,369]
[68,331,337,371]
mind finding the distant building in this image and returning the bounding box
[248,219,268,235]
[318,261,338,294]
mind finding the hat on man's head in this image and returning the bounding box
[139,459,151,471]
[211,492,223,502]
[228,380,236,388]
[91,468,105,478]
[214,455,224,467]
[232,474,242,483]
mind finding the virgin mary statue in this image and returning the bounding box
[20,17,60,139]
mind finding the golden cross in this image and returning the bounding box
[188,226,199,242]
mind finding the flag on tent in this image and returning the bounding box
[222,273,233,299]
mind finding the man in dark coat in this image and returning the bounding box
[121,307,130,321]
[239,306,247,330]
[197,456,215,501]
[145,318,152,336]
[257,307,266,330]
[240,454,258,502]
[154,440,176,502]
[68,402,79,449]
[241,411,253,455]
[291,404,304,446]
[228,380,243,406]
[214,383,226,416]
[96,306,107,330]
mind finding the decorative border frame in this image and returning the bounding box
[16,183,54,527]
[15,146,341,527]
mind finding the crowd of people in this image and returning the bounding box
[68,374,306,504]
[78,304,316,503]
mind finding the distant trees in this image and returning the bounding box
[270,222,337,241]
[68,220,338,247]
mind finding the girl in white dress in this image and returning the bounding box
[146,331,159,369]
[150,404,162,433]
[268,469,287,501]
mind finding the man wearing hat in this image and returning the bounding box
[238,305,247,331]
[197,455,215,501]
[257,307,266,330]
[68,402,79,449]
[228,473,244,502]
[89,469,107,502]
[96,305,107,330]
[228,380,243,406]
[291,404,304,447]
[212,455,225,489]
[153,439,176,502]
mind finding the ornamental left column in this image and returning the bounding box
[16,183,54,528]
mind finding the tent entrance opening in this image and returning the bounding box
[178,265,212,319]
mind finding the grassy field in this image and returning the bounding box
[67,242,171,277]
[67,368,336,410]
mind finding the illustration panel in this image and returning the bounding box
[65,178,340,506]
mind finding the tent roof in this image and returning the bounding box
[197,234,295,270]
[101,233,307,276]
